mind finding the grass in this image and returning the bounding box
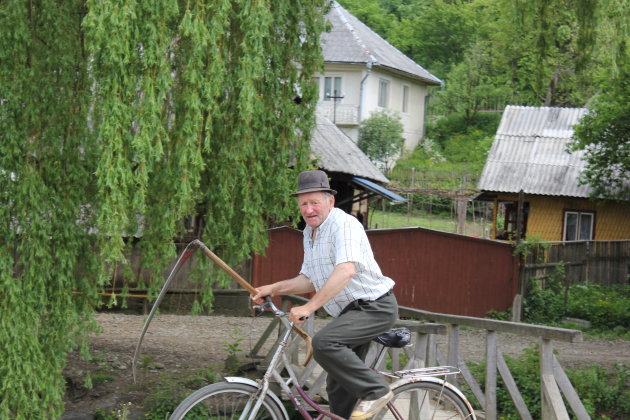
[368,209,491,237]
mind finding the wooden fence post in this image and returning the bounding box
[541,338,570,420]
[447,324,460,385]
[485,330,497,420]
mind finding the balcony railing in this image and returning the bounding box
[317,102,360,125]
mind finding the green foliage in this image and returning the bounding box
[390,0,478,79]
[140,367,222,418]
[94,402,133,420]
[467,345,630,419]
[567,363,630,417]
[522,263,566,324]
[512,237,550,259]
[521,275,629,336]
[427,112,502,146]
[342,0,479,79]
[223,328,245,374]
[144,385,187,420]
[486,308,511,321]
[570,59,630,201]
[184,368,219,390]
[369,209,458,231]
[566,283,630,331]
[337,0,398,39]
[390,111,498,176]
[0,0,327,417]
[431,42,514,119]
[466,345,542,417]
[358,109,405,164]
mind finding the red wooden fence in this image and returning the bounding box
[252,226,519,317]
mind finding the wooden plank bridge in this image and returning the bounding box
[248,295,590,420]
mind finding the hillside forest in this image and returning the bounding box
[340,0,629,201]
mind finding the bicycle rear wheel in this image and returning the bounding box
[169,382,286,420]
[375,381,474,420]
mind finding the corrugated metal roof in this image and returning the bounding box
[478,105,593,198]
[353,177,406,203]
[322,2,443,86]
[311,111,389,184]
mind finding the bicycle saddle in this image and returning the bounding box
[373,327,411,348]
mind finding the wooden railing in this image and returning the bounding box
[399,306,589,420]
[248,296,590,420]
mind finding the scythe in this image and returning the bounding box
[132,239,313,382]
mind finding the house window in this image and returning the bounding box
[402,85,409,113]
[324,76,342,101]
[563,211,594,241]
[378,79,389,108]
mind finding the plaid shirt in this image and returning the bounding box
[300,208,395,317]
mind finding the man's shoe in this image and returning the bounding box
[350,390,393,420]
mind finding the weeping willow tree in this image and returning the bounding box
[0,0,327,417]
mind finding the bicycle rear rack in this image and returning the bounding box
[383,366,460,379]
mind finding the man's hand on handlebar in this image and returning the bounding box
[289,305,311,324]
[251,285,274,306]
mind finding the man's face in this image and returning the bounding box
[298,191,334,229]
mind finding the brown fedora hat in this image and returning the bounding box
[292,170,337,196]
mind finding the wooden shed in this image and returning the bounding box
[475,105,630,241]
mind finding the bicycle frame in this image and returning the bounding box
[245,301,475,420]
[245,302,346,420]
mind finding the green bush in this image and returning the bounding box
[466,345,541,419]
[427,112,501,146]
[466,345,629,419]
[566,283,630,331]
[522,263,566,324]
[144,386,183,420]
[358,109,405,163]
[568,363,630,418]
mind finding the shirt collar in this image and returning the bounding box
[305,207,338,237]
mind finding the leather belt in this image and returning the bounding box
[339,289,394,316]
[376,289,393,300]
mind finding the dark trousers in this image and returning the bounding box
[312,294,398,419]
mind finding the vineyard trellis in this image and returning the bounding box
[372,168,494,236]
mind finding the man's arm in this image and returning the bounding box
[289,261,355,323]
[251,274,315,304]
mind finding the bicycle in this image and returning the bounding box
[169,297,476,420]
[131,240,476,420]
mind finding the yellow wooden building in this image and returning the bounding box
[475,106,630,242]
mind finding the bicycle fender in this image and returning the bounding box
[224,377,290,420]
[391,376,476,420]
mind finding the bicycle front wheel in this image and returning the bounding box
[375,381,474,420]
[169,382,286,420]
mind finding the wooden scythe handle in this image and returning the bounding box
[194,240,313,366]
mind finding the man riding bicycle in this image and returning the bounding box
[252,170,399,420]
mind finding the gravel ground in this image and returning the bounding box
[61,312,630,419]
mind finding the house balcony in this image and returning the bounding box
[317,102,360,126]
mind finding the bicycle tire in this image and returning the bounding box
[169,382,286,420]
[375,380,474,420]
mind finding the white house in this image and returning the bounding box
[315,2,442,152]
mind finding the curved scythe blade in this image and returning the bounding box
[131,240,199,382]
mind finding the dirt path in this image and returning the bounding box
[61,313,630,419]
